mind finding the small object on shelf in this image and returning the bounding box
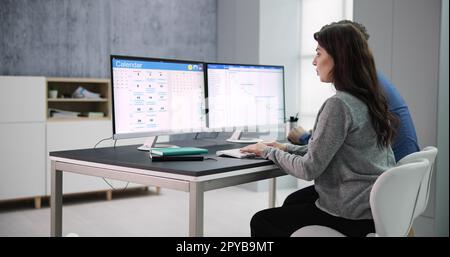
[49,108,81,118]
[48,90,58,99]
[79,112,105,118]
[72,86,101,99]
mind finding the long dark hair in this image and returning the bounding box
[314,22,398,148]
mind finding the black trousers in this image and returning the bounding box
[250,185,375,237]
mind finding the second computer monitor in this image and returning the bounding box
[206,63,285,131]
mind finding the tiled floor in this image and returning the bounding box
[0,184,299,237]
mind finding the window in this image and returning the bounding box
[298,0,353,129]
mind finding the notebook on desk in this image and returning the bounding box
[150,147,208,156]
[216,148,256,159]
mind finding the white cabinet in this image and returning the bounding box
[0,76,146,204]
[0,76,46,123]
[0,123,46,200]
[0,76,46,201]
[46,120,112,194]
[46,120,144,194]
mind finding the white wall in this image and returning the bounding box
[436,0,449,237]
[354,0,446,236]
[217,0,300,117]
[259,0,300,117]
[353,0,395,78]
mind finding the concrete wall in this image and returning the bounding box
[354,0,444,236]
[0,0,217,78]
[217,0,260,64]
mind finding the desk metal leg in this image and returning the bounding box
[50,161,63,237]
[269,178,276,208]
[189,182,204,237]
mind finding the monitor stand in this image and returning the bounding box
[137,136,179,151]
[226,130,263,144]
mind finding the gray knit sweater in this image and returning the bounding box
[262,91,395,220]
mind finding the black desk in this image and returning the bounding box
[49,141,285,236]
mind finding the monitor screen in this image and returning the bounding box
[206,63,285,130]
[111,55,206,139]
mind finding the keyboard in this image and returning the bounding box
[216,148,256,159]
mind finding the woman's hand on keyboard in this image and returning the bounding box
[240,143,268,157]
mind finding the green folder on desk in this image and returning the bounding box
[150,147,208,156]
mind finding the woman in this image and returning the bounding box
[241,21,398,237]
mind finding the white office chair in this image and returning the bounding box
[396,146,438,219]
[291,158,429,237]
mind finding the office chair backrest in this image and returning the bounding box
[396,146,438,219]
[370,158,429,237]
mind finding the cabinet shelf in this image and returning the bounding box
[48,98,108,102]
[47,117,111,122]
[46,77,111,120]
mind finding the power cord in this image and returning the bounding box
[101,178,130,193]
[93,136,113,149]
[93,137,129,192]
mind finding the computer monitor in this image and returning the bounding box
[110,55,207,150]
[206,63,285,143]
